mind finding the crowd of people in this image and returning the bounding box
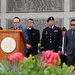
[1,16,75,67]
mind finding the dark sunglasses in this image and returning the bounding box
[71,24,75,26]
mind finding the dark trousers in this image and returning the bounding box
[67,54,75,66]
[67,48,75,66]
[60,54,67,66]
[67,55,73,66]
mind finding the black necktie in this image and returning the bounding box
[72,30,75,41]
[51,26,52,29]
[16,28,18,29]
[73,30,75,37]
[15,27,19,30]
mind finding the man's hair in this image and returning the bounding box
[14,17,21,22]
[71,19,75,22]
[28,18,34,22]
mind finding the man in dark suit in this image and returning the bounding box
[41,16,62,53]
[26,18,40,57]
[64,19,75,66]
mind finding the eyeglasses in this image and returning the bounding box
[71,24,75,26]
[28,22,33,23]
[13,22,20,23]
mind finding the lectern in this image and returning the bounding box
[0,30,26,61]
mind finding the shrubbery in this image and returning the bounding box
[0,52,75,75]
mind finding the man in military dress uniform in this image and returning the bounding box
[41,16,62,53]
[26,18,40,57]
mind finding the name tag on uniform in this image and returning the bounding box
[54,30,58,32]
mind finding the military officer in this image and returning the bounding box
[26,18,40,57]
[41,16,62,53]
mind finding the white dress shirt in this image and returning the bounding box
[62,37,64,52]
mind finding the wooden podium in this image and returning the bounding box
[0,30,26,61]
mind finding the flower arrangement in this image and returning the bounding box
[42,50,60,67]
[0,51,75,75]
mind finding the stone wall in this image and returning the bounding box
[0,0,75,34]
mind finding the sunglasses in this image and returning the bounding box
[71,24,75,26]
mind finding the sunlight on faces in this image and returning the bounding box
[27,20,34,28]
[13,18,21,28]
[48,20,55,27]
[70,21,75,30]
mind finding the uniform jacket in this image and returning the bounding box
[27,28,40,55]
[41,26,62,52]
[64,29,75,55]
